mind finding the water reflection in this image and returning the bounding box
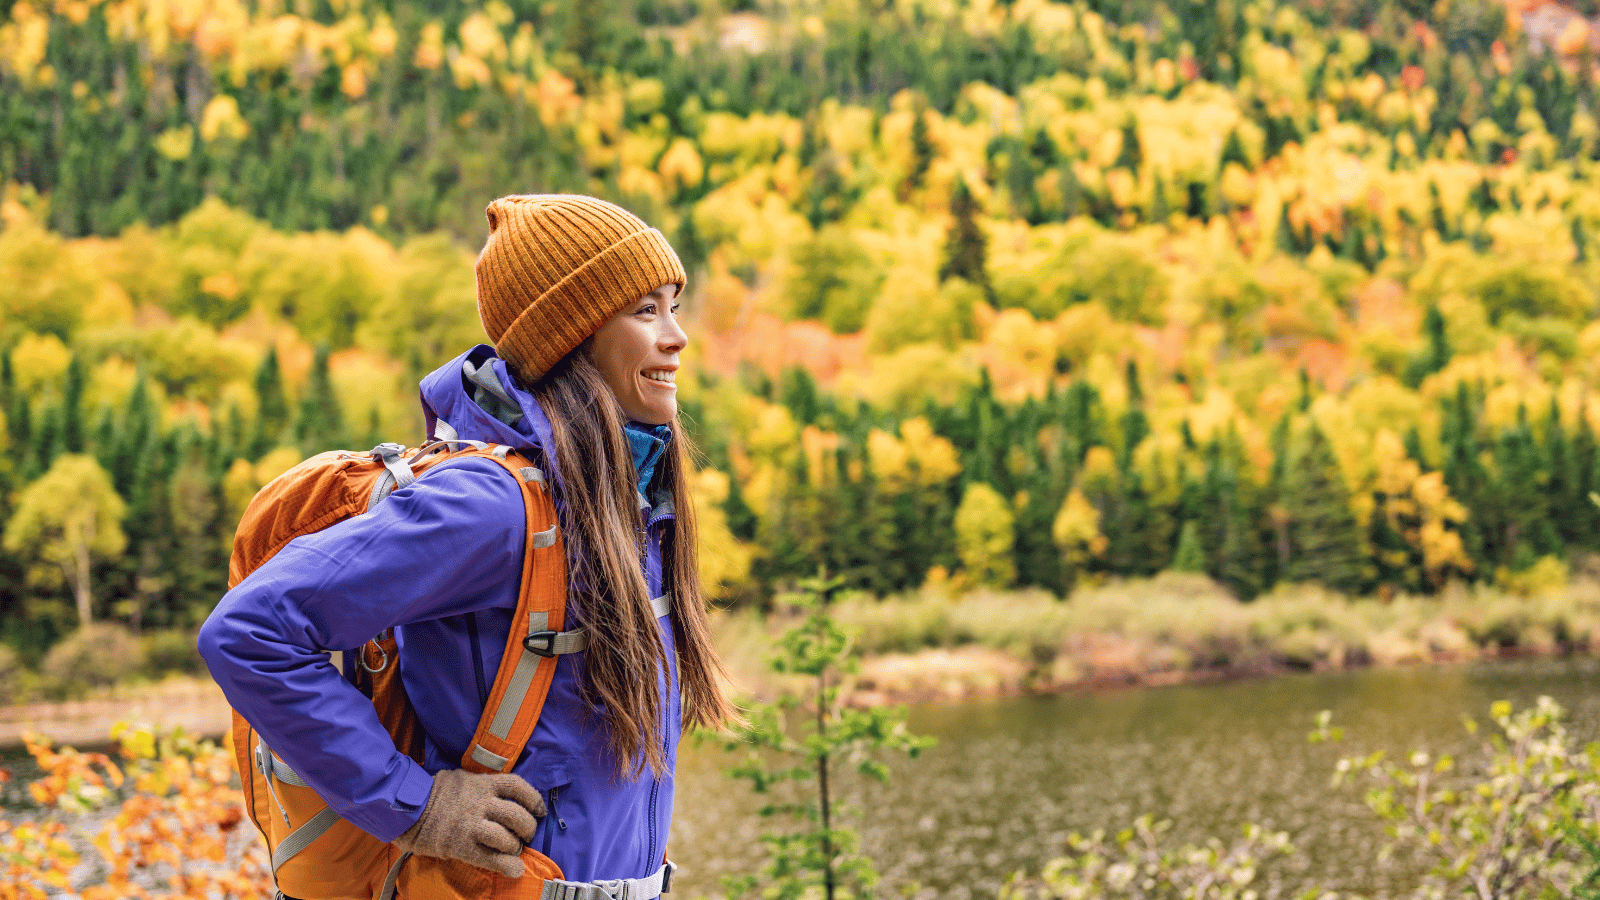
[673,657,1600,899]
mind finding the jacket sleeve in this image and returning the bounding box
[198,459,528,841]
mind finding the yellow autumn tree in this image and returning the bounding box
[953,482,1016,588]
[3,455,128,627]
[1052,488,1107,580]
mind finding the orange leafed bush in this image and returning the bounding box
[0,725,270,899]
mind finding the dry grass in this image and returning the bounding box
[711,574,1600,702]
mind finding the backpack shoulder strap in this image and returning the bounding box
[444,445,571,774]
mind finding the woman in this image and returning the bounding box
[200,194,735,899]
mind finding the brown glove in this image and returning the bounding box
[393,768,547,878]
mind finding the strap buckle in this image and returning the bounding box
[523,631,560,658]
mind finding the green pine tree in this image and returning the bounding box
[1114,114,1142,171]
[1403,305,1452,388]
[1282,423,1367,595]
[1118,360,1149,470]
[900,97,934,202]
[1172,520,1206,572]
[252,345,289,457]
[294,344,345,454]
[938,176,992,300]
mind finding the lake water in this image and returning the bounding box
[669,656,1600,899]
[4,657,1598,898]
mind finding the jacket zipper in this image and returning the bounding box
[542,787,567,856]
[465,612,488,708]
[645,512,673,865]
[647,773,660,865]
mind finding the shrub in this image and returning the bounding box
[39,623,146,700]
[0,644,25,705]
[140,628,202,677]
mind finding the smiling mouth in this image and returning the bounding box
[643,368,676,385]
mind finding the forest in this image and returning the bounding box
[3,0,1600,684]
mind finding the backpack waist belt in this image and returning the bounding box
[540,861,674,900]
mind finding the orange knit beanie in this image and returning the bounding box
[475,194,686,381]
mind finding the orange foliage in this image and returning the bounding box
[1293,340,1351,395]
[0,727,270,899]
[706,313,868,386]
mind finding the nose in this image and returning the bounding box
[659,307,688,354]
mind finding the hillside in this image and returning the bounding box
[2,0,1600,671]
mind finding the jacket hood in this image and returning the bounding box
[419,345,566,491]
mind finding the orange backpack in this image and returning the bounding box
[227,440,573,900]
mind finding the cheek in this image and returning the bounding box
[592,337,634,391]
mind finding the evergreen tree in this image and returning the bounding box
[112,374,156,497]
[900,97,934,202]
[1367,492,1420,594]
[724,472,759,543]
[1403,306,1452,388]
[1172,520,1206,572]
[294,345,345,454]
[31,404,60,479]
[1489,406,1555,568]
[938,176,992,300]
[7,387,31,475]
[0,351,12,417]
[1219,128,1250,170]
[59,355,86,455]
[1118,360,1149,470]
[1149,173,1171,225]
[1112,469,1165,577]
[1441,382,1489,569]
[1276,205,1303,254]
[253,346,290,457]
[1573,411,1600,550]
[778,366,822,427]
[1114,114,1142,171]
[1543,399,1584,550]
[1060,379,1101,469]
[1281,423,1367,595]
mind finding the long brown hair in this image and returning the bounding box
[522,349,735,777]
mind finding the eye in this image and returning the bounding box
[670,303,682,314]
[637,303,658,316]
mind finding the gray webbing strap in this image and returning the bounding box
[409,438,488,467]
[368,472,398,511]
[484,596,672,742]
[256,742,312,788]
[371,443,416,491]
[540,861,675,900]
[271,806,340,873]
[471,744,510,770]
[376,850,412,900]
[434,419,460,441]
[532,524,560,549]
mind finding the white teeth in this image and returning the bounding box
[643,369,676,384]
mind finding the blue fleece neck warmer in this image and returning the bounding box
[624,421,673,495]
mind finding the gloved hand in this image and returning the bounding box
[394,768,546,878]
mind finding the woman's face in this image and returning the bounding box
[589,284,686,425]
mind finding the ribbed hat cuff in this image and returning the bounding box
[494,228,685,381]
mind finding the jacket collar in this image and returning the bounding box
[419,345,566,492]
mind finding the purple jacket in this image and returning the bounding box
[198,346,680,891]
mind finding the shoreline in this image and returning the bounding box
[0,677,231,751]
[1,642,1585,752]
[844,642,1581,708]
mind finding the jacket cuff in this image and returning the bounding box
[373,763,433,842]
